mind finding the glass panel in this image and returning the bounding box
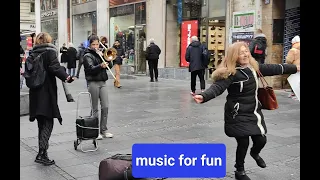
[41,19,58,46]
[72,12,97,48]
[134,25,147,73]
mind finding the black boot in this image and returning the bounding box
[35,149,55,166]
[234,164,251,180]
[250,151,266,168]
[150,79,154,82]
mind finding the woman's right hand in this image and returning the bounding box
[193,95,204,104]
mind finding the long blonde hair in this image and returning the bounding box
[212,42,259,81]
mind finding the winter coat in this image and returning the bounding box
[286,42,300,66]
[27,43,69,124]
[146,43,161,60]
[77,45,85,62]
[67,47,77,69]
[185,41,206,72]
[201,63,298,137]
[83,48,113,82]
[60,46,68,63]
[113,45,124,65]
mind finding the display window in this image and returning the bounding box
[40,0,58,11]
[72,12,97,48]
[72,0,95,5]
[41,19,59,46]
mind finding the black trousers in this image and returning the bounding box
[191,69,205,92]
[37,116,54,151]
[148,59,158,80]
[235,135,267,168]
[76,59,83,78]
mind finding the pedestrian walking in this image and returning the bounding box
[27,32,75,166]
[67,42,77,77]
[83,34,114,140]
[75,42,86,78]
[249,29,267,64]
[146,38,161,82]
[286,35,300,99]
[193,41,299,180]
[185,36,208,95]
[112,40,124,88]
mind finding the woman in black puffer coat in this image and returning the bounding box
[193,42,299,180]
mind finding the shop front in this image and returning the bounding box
[109,0,147,74]
[40,0,58,46]
[165,0,227,80]
[72,0,97,48]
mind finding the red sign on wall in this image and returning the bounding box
[180,20,198,67]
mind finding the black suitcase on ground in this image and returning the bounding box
[76,116,99,139]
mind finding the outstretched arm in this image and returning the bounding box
[200,76,233,103]
[259,63,297,76]
[47,49,69,81]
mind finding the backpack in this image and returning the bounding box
[201,45,209,67]
[250,40,266,59]
[23,52,46,89]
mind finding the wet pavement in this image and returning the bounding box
[20,73,300,180]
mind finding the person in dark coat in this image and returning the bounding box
[60,43,68,68]
[27,32,75,166]
[113,40,124,88]
[248,29,267,64]
[75,42,86,78]
[193,42,300,180]
[146,38,161,82]
[185,36,207,95]
[83,35,114,140]
[99,36,109,52]
[66,42,77,77]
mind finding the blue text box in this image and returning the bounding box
[132,143,226,178]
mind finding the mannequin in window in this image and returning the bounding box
[127,30,134,50]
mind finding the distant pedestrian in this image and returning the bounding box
[249,29,267,64]
[146,38,161,82]
[67,42,77,77]
[286,35,300,99]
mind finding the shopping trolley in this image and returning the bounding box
[74,92,99,153]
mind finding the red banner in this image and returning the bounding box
[180,20,198,67]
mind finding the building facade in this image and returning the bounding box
[20,0,36,50]
[35,0,300,88]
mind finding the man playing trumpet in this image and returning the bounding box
[83,34,114,139]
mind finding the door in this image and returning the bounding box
[134,25,147,74]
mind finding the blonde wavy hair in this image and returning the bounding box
[212,41,259,81]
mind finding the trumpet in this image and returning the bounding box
[99,42,117,61]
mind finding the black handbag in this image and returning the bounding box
[76,116,99,139]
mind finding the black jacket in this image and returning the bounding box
[67,47,77,69]
[200,64,297,137]
[20,45,25,68]
[185,41,206,72]
[83,48,113,82]
[146,43,161,60]
[27,43,69,124]
[60,46,68,63]
[113,45,124,65]
[77,45,85,61]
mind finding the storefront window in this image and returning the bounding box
[41,19,59,46]
[40,0,58,11]
[109,4,135,65]
[72,0,95,5]
[72,12,97,47]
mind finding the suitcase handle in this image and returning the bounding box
[76,92,93,118]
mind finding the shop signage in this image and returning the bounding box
[231,32,254,45]
[109,0,143,7]
[110,4,134,17]
[41,10,57,18]
[20,23,36,31]
[232,10,255,32]
[180,20,198,67]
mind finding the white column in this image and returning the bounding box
[58,0,68,48]
[255,0,262,30]
[35,0,41,34]
[146,0,166,68]
[97,0,109,46]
